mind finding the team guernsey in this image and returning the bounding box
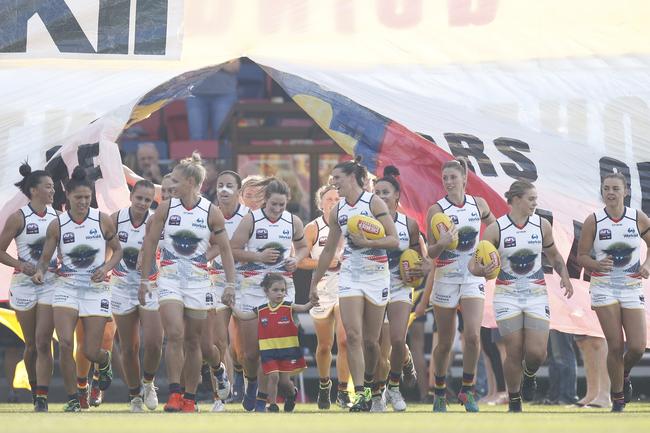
[9,204,58,311]
[211,203,250,310]
[54,208,111,317]
[493,214,549,324]
[590,207,645,309]
[157,197,213,310]
[387,212,413,304]
[239,209,295,312]
[337,191,389,305]
[111,208,158,314]
[309,216,340,318]
[432,195,485,308]
[256,301,306,374]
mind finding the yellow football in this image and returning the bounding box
[399,248,424,288]
[347,215,386,240]
[474,240,500,280]
[430,212,458,250]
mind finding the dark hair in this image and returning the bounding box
[261,273,287,291]
[334,156,367,188]
[65,166,93,192]
[133,179,155,193]
[14,162,51,199]
[261,177,291,200]
[504,180,535,204]
[374,165,401,195]
[442,158,469,176]
[217,170,242,189]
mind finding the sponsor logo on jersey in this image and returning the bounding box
[450,215,459,225]
[599,228,612,240]
[338,214,348,226]
[318,236,328,246]
[192,217,206,229]
[399,231,408,241]
[624,227,638,238]
[469,211,480,222]
[260,317,269,327]
[478,284,485,293]
[85,228,102,240]
[63,232,75,244]
[256,228,269,239]
[100,299,110,311]
[205,292,214,306]
[530,233,541,244]
[360,210,369,216]
[118,231,129,243]
[504,236,516,248]
[382,287,388,299]
[280,228,292,240]
[25,223,39,235]
[278,316,290,325]
[169,215,181,226]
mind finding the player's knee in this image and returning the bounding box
[608,340,625,358]
[316,341,333,358]
[626,344,645,363]
[463,330,480,350]
[345,328,362,348]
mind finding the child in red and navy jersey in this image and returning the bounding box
[228,273,312,412]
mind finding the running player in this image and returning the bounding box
[111,180,162,412]
[33,166,123,412]
[227,177,309,412]
[309,158,399,412]
[426,158,496,412]
[227,273,312,412]
[138,152,237,413]
[202,170,249,412]
[372,166,427,412]
[469,180,573,412]
[577,173,650,412]
[298,184,350,409]
[0,163,57,411]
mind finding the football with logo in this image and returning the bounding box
[399,248,424,288]
[430,213,458,250]
[347,215,385,240]
[474,240,500,280]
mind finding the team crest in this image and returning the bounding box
[169,215,181,226]
[599,228,612,240]
[256,228,268,239]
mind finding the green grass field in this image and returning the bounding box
[2,403,650,433]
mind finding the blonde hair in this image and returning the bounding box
[504,180,535,204]
[442,158,469,176]
[175,152,206,187]
[315,184,337,209]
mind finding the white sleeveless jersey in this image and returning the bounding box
[240,209,294,277]
[337,191,389,282]
[57,208,107,289]
[495,214,546,298]
[387,212,411,289]
[213,204,250,271]
[158,197,212,289]
[590,207,643,291]
[435,195,483,284]
[11,204,58,287]
[112,208,156,290]
[310,216,340,282]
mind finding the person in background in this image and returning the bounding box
[136,143,165,184]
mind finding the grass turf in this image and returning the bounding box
[1,402,650,433]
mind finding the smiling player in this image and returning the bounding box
[577,173,650,412]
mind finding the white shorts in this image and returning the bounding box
[53,284,112,317]
[590,286,645,310]
[310,274,339,319]
[431,280,486,308]
[111,287,159,315]
[157,283,214,311]
[237,274,296,313]
[9,274,55,311]
[493,295,549,321]
[389,282,413,304]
